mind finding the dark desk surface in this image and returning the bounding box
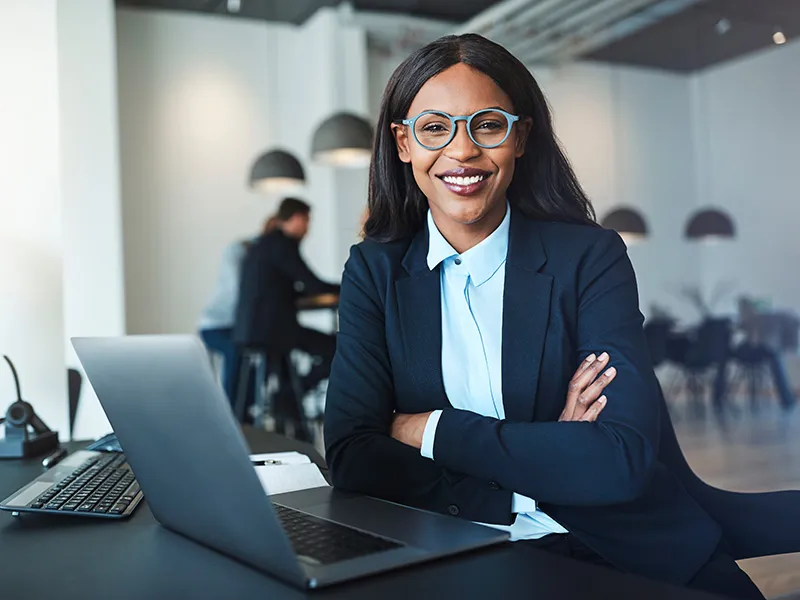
[0,429,720,600]
[296,293,339,311]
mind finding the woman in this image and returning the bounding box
[324,34,763,599]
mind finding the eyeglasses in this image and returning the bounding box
[398,108,520,151]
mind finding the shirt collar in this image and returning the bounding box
[426,202,510,287]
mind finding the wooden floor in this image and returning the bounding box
[673,403,800,599]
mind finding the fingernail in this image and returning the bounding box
[604,367,616,377]
[599,352,609,362]
[599,395,607,403]
[585,354,596,363]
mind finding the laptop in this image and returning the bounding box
[70,335,508,589]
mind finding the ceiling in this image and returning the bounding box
[115,0,498,25]
[588,0,800,72]
[116,0,798,72]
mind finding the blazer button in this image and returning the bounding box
[489,481,500,490]
[447,504,460,516]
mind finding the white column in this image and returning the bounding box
[0,1,68,436]
[272,8,371,332]
[58,0,126,438]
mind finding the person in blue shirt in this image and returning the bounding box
[198,216,278,404]
[323,34,764,599]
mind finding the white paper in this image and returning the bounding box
[249,451,311,465]
[254,463,330,496]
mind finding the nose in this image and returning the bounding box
[444,121,481,162]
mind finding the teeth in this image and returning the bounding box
[442,175,486,185]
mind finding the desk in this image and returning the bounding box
[297,293,339,331]
[0,430,719,600]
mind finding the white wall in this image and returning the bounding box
[59,0,126,439]
[691,40,800,317]
[368,50,701,322]
[117,8,369,336]
[543,64,700,322]
[117,9,278,335]
[0,1,68,437]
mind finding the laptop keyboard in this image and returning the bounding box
[26,453,142,517]
[273,503,402,565]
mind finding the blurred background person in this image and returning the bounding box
[198,215,279,405]
[233,198,340,419]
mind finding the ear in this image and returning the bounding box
[391,122,413,164]
[514,116,533,158]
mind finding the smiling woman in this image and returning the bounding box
[325,34,767,600]
[364,34,595,251]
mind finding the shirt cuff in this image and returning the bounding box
[420,410,443,460]
[511,493,537,514]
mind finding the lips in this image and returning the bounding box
[436,167,493,197]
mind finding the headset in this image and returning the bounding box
[1,355,53,437]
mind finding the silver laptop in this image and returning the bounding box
[71,335,507,589]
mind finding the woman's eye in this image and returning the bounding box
[422,123,448,133]
[475,120,503,130]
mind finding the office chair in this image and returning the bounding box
[643,320,672,369]
[67,368,82,441]
[656,382,800,560]
[666,318,732,415]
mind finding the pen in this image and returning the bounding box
[251,459,283,466]
[41,447,68,469]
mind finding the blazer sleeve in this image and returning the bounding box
[275,237,340,296]
[324,245,515,525]
[431,230,661,507]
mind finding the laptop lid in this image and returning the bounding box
[72,335,306,587]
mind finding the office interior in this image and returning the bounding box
[1,0,799,597]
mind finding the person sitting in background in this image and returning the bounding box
[198,216,279,404]
[234,198,340,406]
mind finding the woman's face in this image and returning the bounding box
[392,63,531,233]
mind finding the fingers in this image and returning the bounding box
[574,353,599,377]
[580,395,608,422]
[562,352,610,421]
[574,366,617,415]
[578,367,617,410]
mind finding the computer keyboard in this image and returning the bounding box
[272,503,402,565]
[24,453,142,518]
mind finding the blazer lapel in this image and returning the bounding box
[395,228,449,410]
[502,213,553,422]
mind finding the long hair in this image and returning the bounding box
[365,34,596,242]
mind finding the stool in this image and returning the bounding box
[233,347,313,442]
[233,347,268,424]
[267,353,313,442]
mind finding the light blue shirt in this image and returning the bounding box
[197,239,249,330]
[420,205,568,541]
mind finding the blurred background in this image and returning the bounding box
[1,1,798,595]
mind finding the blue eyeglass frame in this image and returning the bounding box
[400,108,520,150]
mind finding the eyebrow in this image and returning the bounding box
[416,105,509,114]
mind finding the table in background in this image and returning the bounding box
[0,429,721,600]
[297,293,339,331]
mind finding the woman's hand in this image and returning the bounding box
[559,352,616,422]
[391,412,433,449]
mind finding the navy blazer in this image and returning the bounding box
[324,210,722,584]
[234,230,339,348]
